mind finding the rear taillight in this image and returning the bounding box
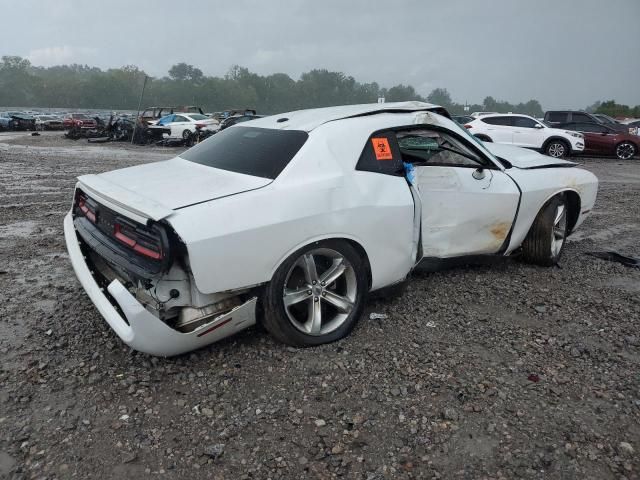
[114,221,163,260]
[76,193,96,223]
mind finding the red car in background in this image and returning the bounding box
[558,122,638,159]
[63,113,97,130]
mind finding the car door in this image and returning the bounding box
[394,127,520,258]
[512,116,545,148]
[573,123,615,154]
[170,115,190,137]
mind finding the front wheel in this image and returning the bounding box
[615,142,636,160]
[545,140,569,158]
[182,129,192,140]
[262,240,368,347]
[521,195,568,266]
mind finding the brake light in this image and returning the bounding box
[77,194,96,223]
[114,222,163,260]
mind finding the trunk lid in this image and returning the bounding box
[78,157,271,220]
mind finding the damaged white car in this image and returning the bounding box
[64,102,598,356]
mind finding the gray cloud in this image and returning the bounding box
[3,0,640,108]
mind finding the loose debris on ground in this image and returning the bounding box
[0,132,639,479]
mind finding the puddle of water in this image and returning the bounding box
[568,224,639,242]
[0,220,39,237]
[35,299,57,313]
[0,220,58,238]
[601,277,640,293]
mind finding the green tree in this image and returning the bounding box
[426,88,452,107]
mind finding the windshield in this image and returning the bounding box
[181,126,308,179]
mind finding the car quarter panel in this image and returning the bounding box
[504,167,598,252]
[168,122,417,293]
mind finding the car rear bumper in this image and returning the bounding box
[64,212,257,356]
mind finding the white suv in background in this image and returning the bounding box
[465,114,584,158]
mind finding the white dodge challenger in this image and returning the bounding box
[64,102,598,356]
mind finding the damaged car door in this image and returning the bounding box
[395,127,520,258]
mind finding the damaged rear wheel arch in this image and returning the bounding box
[564,190,581,234]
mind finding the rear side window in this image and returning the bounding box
[181,126,308,179]
[546,112,566,123]
[482,117,512,126]
[571,113,593,123]
[513,117,538,128]
[578,123,608,133]
[356,131,404,176]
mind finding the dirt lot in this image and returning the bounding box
[1,131,639,479]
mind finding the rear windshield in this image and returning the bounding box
[181,126,308,179]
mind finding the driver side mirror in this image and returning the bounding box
[534,124,544,129]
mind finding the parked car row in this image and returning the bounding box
[149,107,263,139]
[462,110,638,159]
[0,111,37,131]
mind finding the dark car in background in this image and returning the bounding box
[593,113,624,128]
[3,112,37,131]
[35,115,64,130]
[218,114,263,131]
[140,106,205,123]
[544,110,627,133]
[63,113,97,130]
[559,122,638,159]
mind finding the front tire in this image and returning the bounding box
[182,129,192,140]
[521,195,568,266]
[615,142,636,160]
[262,240,368,347]
[545,140,569,158]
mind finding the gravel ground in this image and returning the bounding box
[1,131,639,479]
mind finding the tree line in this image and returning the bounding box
[1,55,637,118]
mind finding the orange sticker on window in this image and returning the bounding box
[371,137,393,160]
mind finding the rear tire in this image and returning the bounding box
[182,129,191,140]
[521,195,568,266]
[615,141,636,160]
[262,239,368,347]
[545,140,569,158]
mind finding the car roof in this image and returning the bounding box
[474,113,534,119]
[246,101,445,132]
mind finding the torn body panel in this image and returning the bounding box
[504,167,598,252]
[415,166,520,257]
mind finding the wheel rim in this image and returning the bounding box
[616,143,634,160]
[548,143,565,158]
[551,204,567,257]
[282,248,357,336]
[183,130,190,139]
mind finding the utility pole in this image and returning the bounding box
[131,75,149,144]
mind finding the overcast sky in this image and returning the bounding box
[2,0,639,109]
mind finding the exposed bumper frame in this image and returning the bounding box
[64,212,257,356]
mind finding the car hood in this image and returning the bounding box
[78,157,271,220]
[483,142,577,169]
